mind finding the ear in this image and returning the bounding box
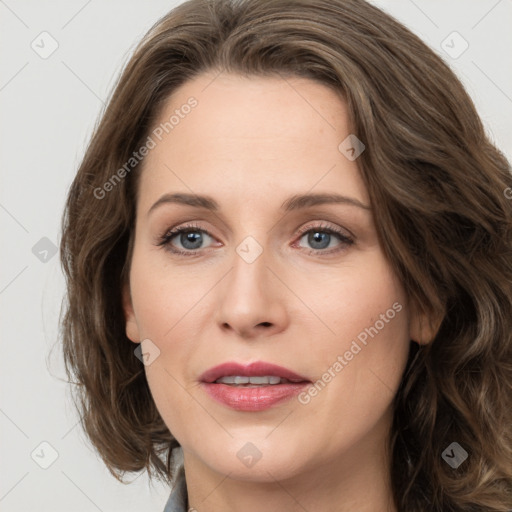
[122,282,141,344]
[409,300,443,346]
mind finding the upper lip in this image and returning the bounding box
[200,361,310,383]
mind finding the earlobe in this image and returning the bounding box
[409,301,444,345]
[122,283,141,343]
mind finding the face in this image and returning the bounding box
[123,71,427,483]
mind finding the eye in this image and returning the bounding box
[157,222,217,255]
[294,222,354,255]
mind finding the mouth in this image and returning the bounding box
[199,361,311,411]
[199,361,310,385]
[213,375,303,386]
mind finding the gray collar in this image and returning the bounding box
[162,464,188,512]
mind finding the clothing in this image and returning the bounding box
[163,463,188,512]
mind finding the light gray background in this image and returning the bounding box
[1,1,511,511]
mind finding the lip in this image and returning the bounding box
[199,361,311,412]
[199,361,310,384]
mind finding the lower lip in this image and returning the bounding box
[201,382,309,411]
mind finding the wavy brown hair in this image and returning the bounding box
[59,0,512,510]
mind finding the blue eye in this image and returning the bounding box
[157,223,214,254]
[295,223,354,255]
[171,229,210,251]
[157,222,354,256]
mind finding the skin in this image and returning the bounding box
[123,71,435,512]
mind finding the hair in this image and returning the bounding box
[59,0,512,510]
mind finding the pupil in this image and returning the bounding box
[309,231,330,249]
[181,231,202,250]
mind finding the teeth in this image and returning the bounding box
[215,375,285,385]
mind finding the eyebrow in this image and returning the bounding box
[147,192,371,217]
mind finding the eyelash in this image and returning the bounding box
[156,221,354,257]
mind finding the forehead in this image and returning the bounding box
[137,72,369,213]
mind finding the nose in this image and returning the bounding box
[214,243,288,340]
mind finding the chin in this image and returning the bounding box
[195,438,313,483]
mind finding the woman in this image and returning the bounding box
[59,0,512,510]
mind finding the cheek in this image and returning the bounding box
[295,254,410,410]
[126,255,194,434]
[143,363,201,448]
[293,251,408,353]
[129,246,208,341]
